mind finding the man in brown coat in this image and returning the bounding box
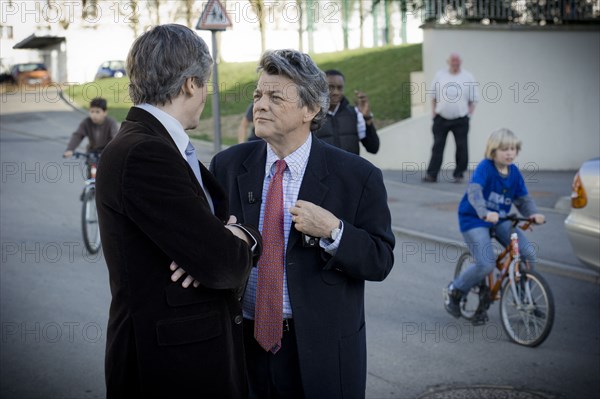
[96,24,262,398]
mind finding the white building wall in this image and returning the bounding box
[1,0,423,82]
[365,26,600,171]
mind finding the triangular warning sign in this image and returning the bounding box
[196,0,232,31]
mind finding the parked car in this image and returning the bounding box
[94,60,126,80]
[565,157,600,269]
[0,71,13,84]
[10,62,51,86]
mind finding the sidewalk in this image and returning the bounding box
[12,87,593,284]
[381,169,599,283]
[193,140,599,284]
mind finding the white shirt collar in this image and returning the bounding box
[265,134,312,182]
[136,103,189,159]
[327,102,341,116]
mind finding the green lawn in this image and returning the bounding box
[67,43,422,141]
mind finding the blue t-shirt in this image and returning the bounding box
[458,159,528,232]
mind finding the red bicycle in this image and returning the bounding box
[453,216,555,347]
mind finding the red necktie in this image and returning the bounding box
[255,160,287,353]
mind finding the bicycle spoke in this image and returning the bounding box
[500,270,554,346]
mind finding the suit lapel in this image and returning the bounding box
[237,143,267,227]
[201,165,228,221]
[288,136,330,251]
[126,107,215,213]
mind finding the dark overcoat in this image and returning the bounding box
[210,136,395,399]
[96,107,261,398]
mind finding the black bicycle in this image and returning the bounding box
[73,152,101,254]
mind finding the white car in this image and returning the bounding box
[565,158,600,269]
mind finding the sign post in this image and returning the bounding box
[196,0,232,154]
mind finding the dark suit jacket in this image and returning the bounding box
[210,135,395,399]
[96,107,261,398]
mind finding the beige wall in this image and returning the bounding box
[365,26,600,171]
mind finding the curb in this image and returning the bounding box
[392,225,600,284]
[58,88,88,115]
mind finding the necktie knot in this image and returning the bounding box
[274,159,287,177]
[185,141,195,156]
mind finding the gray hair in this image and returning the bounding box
[257,49,329,131]
[126,24,212,106]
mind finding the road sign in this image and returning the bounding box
[196,0,232,31]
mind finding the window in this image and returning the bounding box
[82,0,99,19]
[0,25,14,40]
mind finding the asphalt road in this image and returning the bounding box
[1,88,599,399]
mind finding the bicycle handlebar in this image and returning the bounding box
[500,215,546,229]
[72,151,100,159]
[67,152,101,165]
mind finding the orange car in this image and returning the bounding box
[10,62,51,86]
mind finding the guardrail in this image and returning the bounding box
[421,0,600,24]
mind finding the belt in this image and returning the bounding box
[437,114,468,120]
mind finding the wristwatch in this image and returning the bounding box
[330,220,342,241]
[363,113,374,121]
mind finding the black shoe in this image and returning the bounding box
[444,285,462,318]
[471,309,489,326]
[422,175,437,183]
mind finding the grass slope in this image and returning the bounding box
[68,44,422,144]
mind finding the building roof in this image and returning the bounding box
[13,34,65,49]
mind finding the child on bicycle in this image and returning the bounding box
[63,97,119,158]
[444,128,545,324]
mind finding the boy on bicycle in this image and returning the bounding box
[445,128,545,324]
[63,97,119,158]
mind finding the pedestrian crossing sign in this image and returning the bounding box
[196,0,232,31]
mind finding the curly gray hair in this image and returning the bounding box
[257,49,329,131]
[126,24,212,106]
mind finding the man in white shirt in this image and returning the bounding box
[424,53,479,183]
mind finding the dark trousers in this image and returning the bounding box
[426,115,470,179]
[243,319,304,399]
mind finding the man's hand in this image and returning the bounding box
[171,215,257,288]
[170,261,200,289]
[354,90,371,117]
[290,200,339,238]
[63,150,73,158]
[468,102,476,117]
[224,215,251,245]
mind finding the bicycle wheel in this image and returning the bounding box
[500,268,554,347]
[82,188,101,254]
[454,252,485,320]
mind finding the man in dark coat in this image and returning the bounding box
[209,50,395,399]
[96,24,261,398]
[314,69,379,156]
